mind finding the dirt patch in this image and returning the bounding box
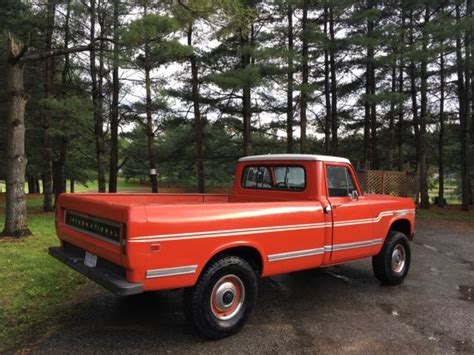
[0,235,32,243]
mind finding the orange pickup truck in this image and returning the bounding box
[50,154,415,338]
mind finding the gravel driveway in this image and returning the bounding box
[15,220,474,354]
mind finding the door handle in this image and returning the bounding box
[323,205,332,214]
[332,204,342,209]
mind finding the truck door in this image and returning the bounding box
[324,163,375,263]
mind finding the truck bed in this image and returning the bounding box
[61,192,230,206]
[55,192,329,291]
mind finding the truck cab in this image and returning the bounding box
[50,154,415,339]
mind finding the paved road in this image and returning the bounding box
[19,220,474,354]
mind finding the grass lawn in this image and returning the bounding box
[74,177,151,193]
[0,188,472,351]
[416,205,474,222]
[0,177,152,195]
[0,207,87,351]
[428,182,461,205]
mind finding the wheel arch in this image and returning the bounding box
[202,242,265,277]
[388,218,412,240]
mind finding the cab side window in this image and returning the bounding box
[326,166,357,197]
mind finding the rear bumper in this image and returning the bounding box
[49,246,143,296]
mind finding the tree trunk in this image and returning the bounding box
[367,0,378,169]
[29,176,38,193]
[388,60,397,170]
[53,132,68,202]
[188,25,205,193]
[418,7,430,209]
[145,41,158,193]
[409,13,421,205]
[27,176,35,194]
[323,5,331,154]
[437,47,445,207]
[70,179,75,193]
[2,37,32,237]
[455,5,466,206]
[369,77,378,169]
[470,0,474,206]
[109,0,120,193]
[53,164,60,198]
[287,4,294,153]
[363,0,373,168]
[397,11,405,171]
[54,0,71,204]
[42,0,56,212]
[241,31,252,156]
[300,0,309,154]
[97,6,107,193]
[460,0,472,210]
[89,0,106,193]
[329,5,338,154]
[35,178,40,194]
[363,81,370,168]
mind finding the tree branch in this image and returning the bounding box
[14,34,116,64]
[117,156,129,171]
[18,44,92,64]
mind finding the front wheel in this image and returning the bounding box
[183,256,258,339]
[372,231,411,285]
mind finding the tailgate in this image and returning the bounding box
[55,193,126,266]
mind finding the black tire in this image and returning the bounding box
[372,231,411,285]
[183,256,258,339]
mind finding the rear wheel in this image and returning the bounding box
[183,256,258,339]
[372,231,411,285]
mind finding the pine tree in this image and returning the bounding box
[122,1,191,192]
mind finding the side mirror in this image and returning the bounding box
[351,190,359,200]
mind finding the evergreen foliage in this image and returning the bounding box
[0,0,473,216]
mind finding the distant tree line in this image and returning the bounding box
[0,0,473,236]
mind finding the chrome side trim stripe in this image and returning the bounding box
[146,265,197,279]
[147,239,384,271]
[324,245,333,253]
[131,222,329,243]
[394,209,415,216]
[268,238,383,262]
[268,247,325,262]
[325,238,383,252]
[134,222,326,239]
[129,209,415,244]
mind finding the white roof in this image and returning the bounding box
[239,154,351,164]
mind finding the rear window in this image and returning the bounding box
[241,166,306,192]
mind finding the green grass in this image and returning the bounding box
[428,179,461,205]
[74,177,151,192]
[0,177,229,196]
[416,205,474,223]
[0,177,151,195]
[0,178,199,351]
[0,199,87,351]
[0,195,44,214]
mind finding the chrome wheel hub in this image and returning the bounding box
[391,244,406,273]
[211,275,245,320]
